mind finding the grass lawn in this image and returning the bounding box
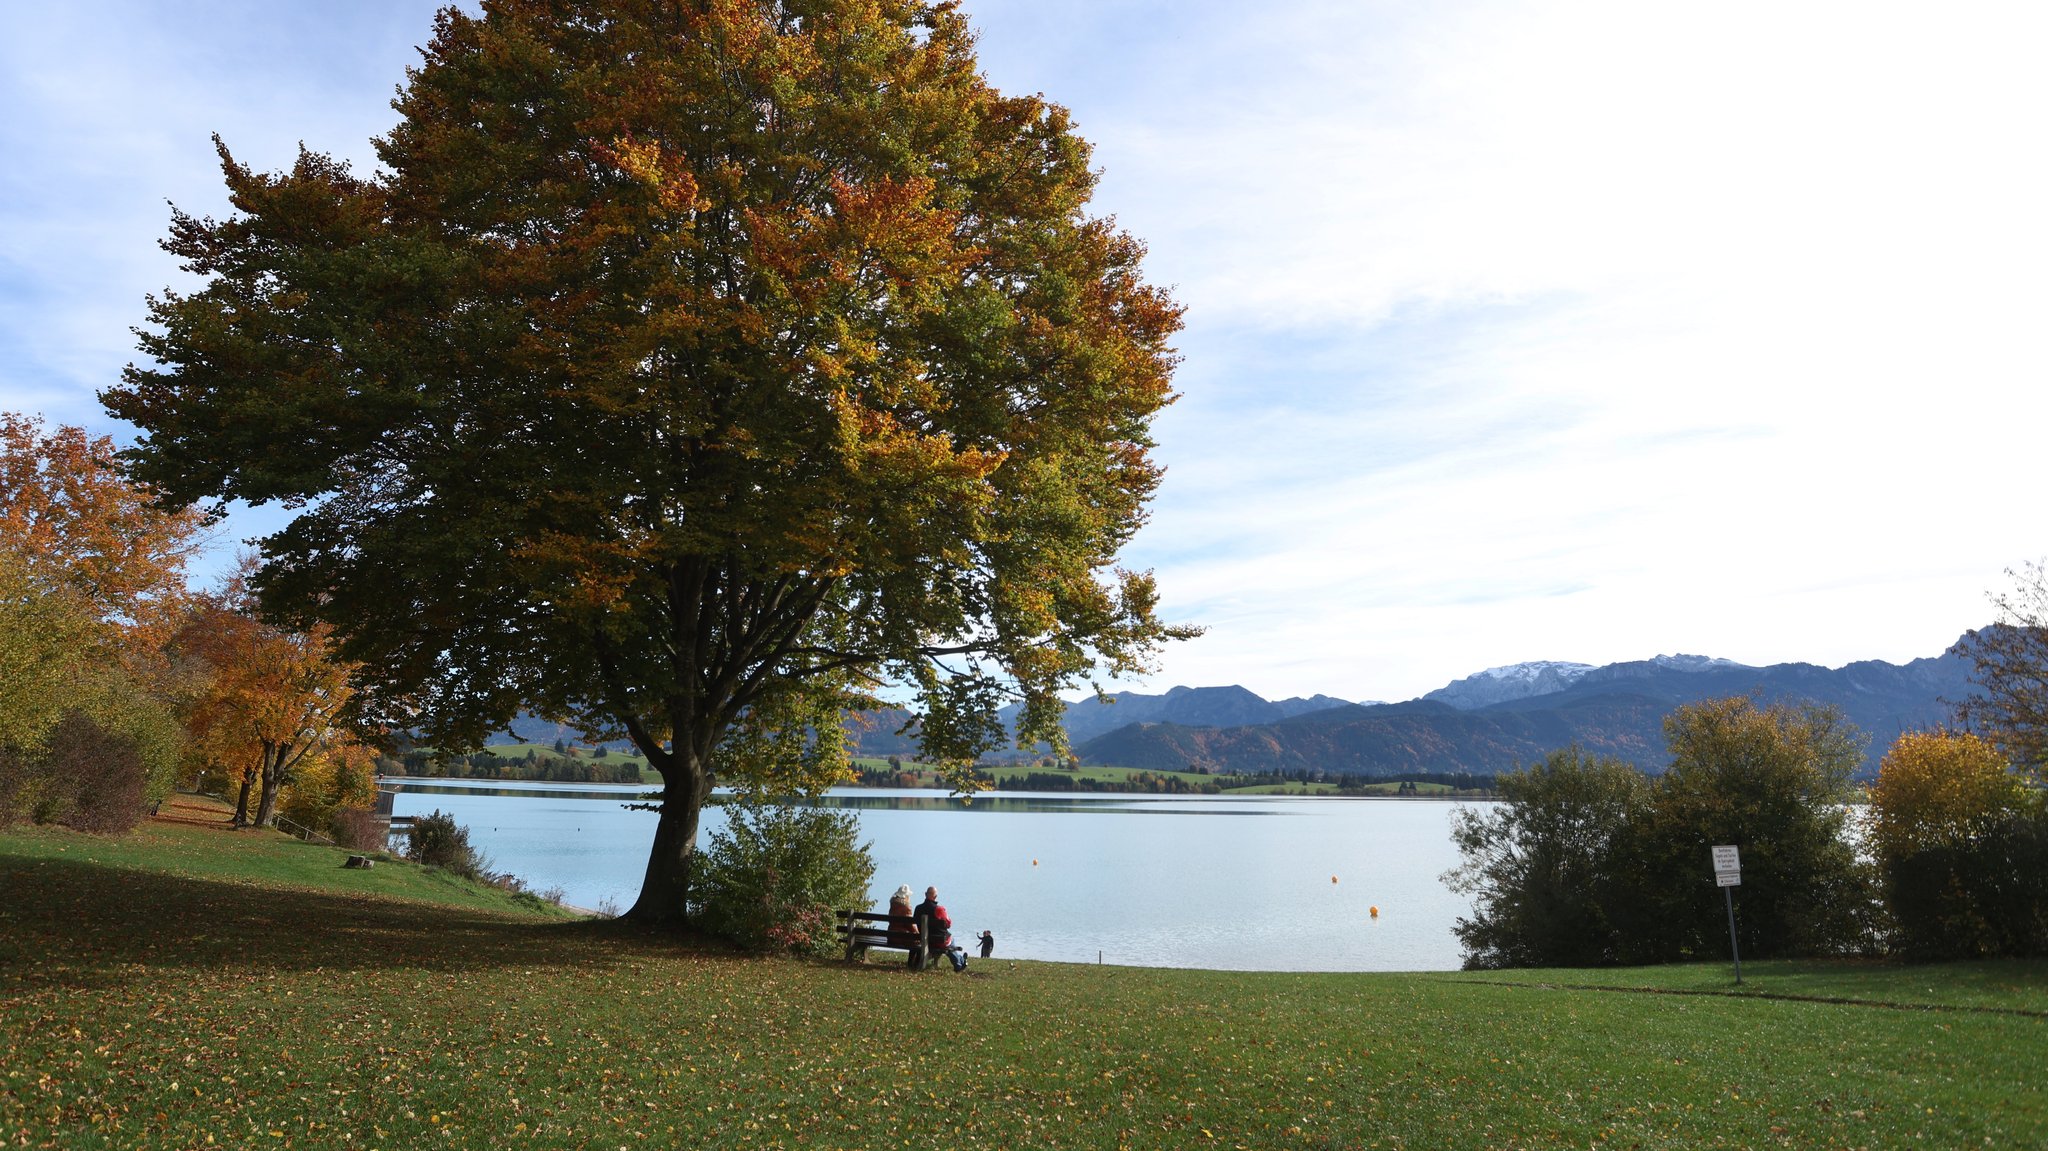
[969,763,1216,789]
[863,761,1479,797]
[4,808,2045,1149]
[0,795,577,919]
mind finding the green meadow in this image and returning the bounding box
[4,801,2044,1150]
[860,760,1464,797]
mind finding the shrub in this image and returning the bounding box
[509,885,566,912]
[1868,731,2048,958]
[1447,699,1884,969]
[1881,812,2048,959]
[1627,697,1878,962]
[689,800,875,955]
[406,809,483,877]
[41,710,152,833]
[1445,747,1651,969]
[280,747,378,836]
[329,806,386,852]
[0,706,168,835]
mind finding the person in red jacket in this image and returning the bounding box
[915,886,969,972]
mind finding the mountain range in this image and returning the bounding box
[489,638,1980,781]
[854,639,1978,779]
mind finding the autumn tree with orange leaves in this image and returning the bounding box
[108,0,1190,923]
[177,589,362,829]
[0,413,206,648]
[0,413,199,829]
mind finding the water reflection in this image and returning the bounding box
[783,792,1303,815]
[382,781,1489,971]
[385,782,650,802]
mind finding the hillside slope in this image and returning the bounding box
[1077,643,1975,778]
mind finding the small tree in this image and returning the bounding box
[1446,747,1651,969]
[279,741,379,840]
[0,545,181,831]
[0,416,199,832]
[1631,697,1876,961]
[176,585,361,829]
[689,799,875,955]
[0,546,93,753]
[1866,730,2048,959]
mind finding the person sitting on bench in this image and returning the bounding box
[915,886,969,973]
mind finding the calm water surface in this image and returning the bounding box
[386,781,1487,971]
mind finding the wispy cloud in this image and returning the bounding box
[1,1,2041,702]
[964,0,2048,698]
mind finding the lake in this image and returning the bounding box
[384,781,1488,972]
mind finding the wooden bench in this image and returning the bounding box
[836,908,935,970]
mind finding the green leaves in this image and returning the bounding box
[106,0,1188,921]
[1451,699,1879,968]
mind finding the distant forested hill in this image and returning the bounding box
[1070,642,1975,779]
[845,685,1357,761]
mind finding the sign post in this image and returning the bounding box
[1711,845,1742,984]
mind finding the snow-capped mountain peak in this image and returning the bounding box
[1474,660,1596,683]
[1648,654,1752,672]
[1423,660,1595,709]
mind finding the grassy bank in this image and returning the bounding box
[0,795,578,919]
[4,812,2044,1149]
[863,761,1477,797]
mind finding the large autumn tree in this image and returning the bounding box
[107,0,1188,923]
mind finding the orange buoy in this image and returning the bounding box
[1369,905,1380,919]
[1331,875,1338,884]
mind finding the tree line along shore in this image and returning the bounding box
[378,743,1497,797]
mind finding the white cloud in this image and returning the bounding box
[956,0,2048,700]
[1,1,2040,702]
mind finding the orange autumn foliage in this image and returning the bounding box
[1865,730,2028,865]
[177,589,362,829]
[0,413,206,648]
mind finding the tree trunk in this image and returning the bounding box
[231,766,255,827]
[624,760,713,926]
[252,743,285,829]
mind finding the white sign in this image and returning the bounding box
[1711,844,1741,876]
[1716,872,1742,887]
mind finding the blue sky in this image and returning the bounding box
[4,1,2044,704]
